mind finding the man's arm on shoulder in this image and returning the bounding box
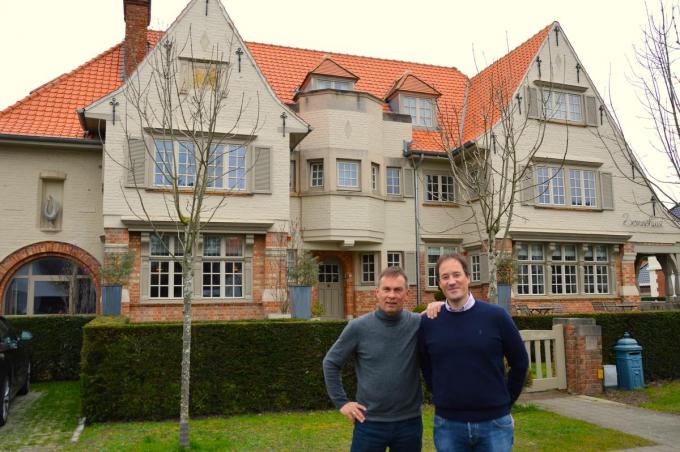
[322,320,359,409]
[499,309,529,404]
[417,315,434,391]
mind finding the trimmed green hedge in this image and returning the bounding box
[81,317,354,422]
[81,312,680,422]
[5,315,95,381]
[514,312,680,381]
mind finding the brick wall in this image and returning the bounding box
[555,318,603,395]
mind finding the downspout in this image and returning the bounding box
[405,140,425,306]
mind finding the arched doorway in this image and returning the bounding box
[318,258,344,319]
[4,257,97,315]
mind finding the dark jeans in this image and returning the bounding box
[350,416,423,452]
[433,413,514,452]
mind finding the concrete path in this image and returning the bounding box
[530,395,680,451]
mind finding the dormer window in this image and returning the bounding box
[313,77,352,91]
[545,92,582,122]
[403,96,434,127]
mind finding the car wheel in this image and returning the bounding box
[18,363,30,396]
[0,377,9,427]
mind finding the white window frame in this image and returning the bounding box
[550,244,578,295]
[545,91,583,122]
[536,166,565,205]
[425,174,455,203]
[313,77,352,91]
[470,255,481,282]
[402,95,435,127]
[426,245,459,288]
[386,167,401,196]
[569,169,597,207]
[532,165,598,208]
[149,234,184,299]
[201,235,245,299]
[309,160,324,188]
[371,163,379,193]
[361,254,376,284]
[336,160,360,189]
[516,243,545,295]
[583,245,609,294]
[387,251,403,269]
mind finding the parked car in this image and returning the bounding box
[0,316,32,427]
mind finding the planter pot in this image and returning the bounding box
[267,313,292,320]
[289,285,312,320]
[101,285,122,315]
[497,283,512,314]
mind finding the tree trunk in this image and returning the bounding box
[178,261,194,448]
[487,231,498,304]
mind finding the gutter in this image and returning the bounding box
[0,133,102,150]
[404,142,475,159]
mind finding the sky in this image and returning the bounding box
[0,0,670,188]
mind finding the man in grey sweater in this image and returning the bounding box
[323,266,427,452]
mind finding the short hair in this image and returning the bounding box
[436,254,470,281]
[377,266,409,287]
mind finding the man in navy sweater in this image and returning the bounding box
[418,254,529,451]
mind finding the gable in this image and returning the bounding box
[385,72,441,99]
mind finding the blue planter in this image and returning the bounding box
[102,285,122,316]
[497,283,511,314]
[289,286,312,320]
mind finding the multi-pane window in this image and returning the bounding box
[471,255,481,282]
[290,160,296,192]
[337,160,359,188]
[386,167,401,195]
[427,245,458,287]
[403,96,434,127]
[517,244,545,295]
[387,252,402,269]
[532,166,597,208]
[426,175,455,202]
[545,92,582,122]
[569,169,597,207]
[154,140,246,190]
[150,234,183,299]
[202,235,244,298]
[584,245,609,294]
[314,78,351,91]
[361,254,376,284]
[371,164,379,192]
[536,167,565,205]
[551,245,578,294]
[310,160,324,188]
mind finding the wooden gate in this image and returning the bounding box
[520,324,567,392]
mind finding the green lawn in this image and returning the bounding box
[1,381,653,451]
[641,380,680,414]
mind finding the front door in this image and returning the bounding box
[318,260,344,319]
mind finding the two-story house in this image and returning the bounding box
[1,0,678,321]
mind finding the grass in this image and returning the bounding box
[0,381,653,451]
[641,380,680,414]
[0,381,81,450]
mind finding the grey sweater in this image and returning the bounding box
[322,309,423,422]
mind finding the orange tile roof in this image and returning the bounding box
[461,23,553,144]
[385,72,442,100]
[0,23,552,152]
[308,57,359,80]
[0,31,163,139]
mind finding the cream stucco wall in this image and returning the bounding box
[0,144,103,263]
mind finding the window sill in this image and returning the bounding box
[385,195,405,202]
[337,187,361,192]
[532,204,602,212]
[514,293,614,299]
[422,202,458,208]
[141,297,253,304]
[145,187,253,196]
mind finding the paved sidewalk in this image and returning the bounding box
[529,395,680,451]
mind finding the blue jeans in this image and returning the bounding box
[350,416,423,452]
[433,414,514,452]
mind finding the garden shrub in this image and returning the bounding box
[6,315,95,381]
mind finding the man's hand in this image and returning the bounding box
[422,301,445,319]
[340,401,367,423]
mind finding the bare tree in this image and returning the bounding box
[116,31,260,447]
[433,44,568,304]
[597,0,680,219]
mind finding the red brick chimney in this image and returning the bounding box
[123,0,151,77]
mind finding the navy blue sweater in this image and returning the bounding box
[418,300,529,422]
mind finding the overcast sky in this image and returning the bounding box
[0,0,670,186]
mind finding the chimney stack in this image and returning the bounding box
[123,0,151,78]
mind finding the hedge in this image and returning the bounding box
[514,311,680,381]
[81,317,355,422]
[5,315,95,381]
[81,311,680,422]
